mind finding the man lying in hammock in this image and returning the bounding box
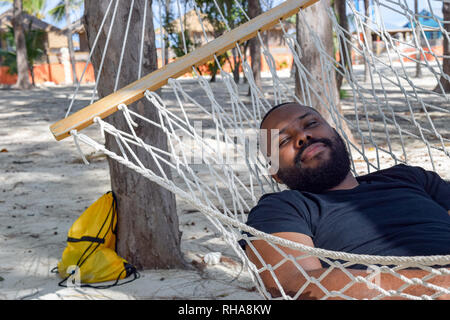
[244,102,450,299]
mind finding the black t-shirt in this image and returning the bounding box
[243,164,450,259]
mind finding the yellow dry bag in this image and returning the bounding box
[55,191,139,288]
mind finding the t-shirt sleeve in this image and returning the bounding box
[244,192,314,238]
[404,165,450,210]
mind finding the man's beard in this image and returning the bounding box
[276,130,351,193]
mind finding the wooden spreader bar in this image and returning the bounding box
[50,0,318,141]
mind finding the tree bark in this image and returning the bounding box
[12,0,32,89]
[65,0,78,84]
[363,0,372,82]
[295,0,355,143]
[414,0,422,78]
[232,47,240,83]
[247,0,262,95]
[44,33,53,83]
[434,2,450,93]
[334,0,352,91]
[84,0,187,270]
[163,0,170,65]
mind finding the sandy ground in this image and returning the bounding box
[0,65,449,300]
[0,83,261,300]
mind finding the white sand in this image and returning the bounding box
[0,84,261,300]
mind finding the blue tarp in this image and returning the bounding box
[403,9,442,39]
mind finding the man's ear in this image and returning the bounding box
[271,173,283,184]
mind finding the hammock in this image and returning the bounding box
[50,0,450,299]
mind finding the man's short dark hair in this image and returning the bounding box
[260,102,319,128]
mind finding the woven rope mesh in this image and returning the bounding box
[65,0,450,299]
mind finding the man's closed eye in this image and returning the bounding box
[279,137,290,147]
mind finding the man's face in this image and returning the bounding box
[261,104,351,193]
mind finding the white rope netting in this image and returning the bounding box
[62,0,450,299]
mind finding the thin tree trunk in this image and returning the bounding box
[210,69,217,82]
[163,0,170,65]
[84,0,187,270]
[44,33,53,83]
[65,0,78,84]
[434,1,450,93]
[12,0,31,89]
[26,22,36,86]
[414,0,422,78]
[363,0,372,82]
[295,0,355,144]
[334,0,352,91]
[248,0,262,95]
[232,47,240,83]
[29,65,35,86]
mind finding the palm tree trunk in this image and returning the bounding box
[12,0,31,89]
[434,1,450,93]
[414,0,422,78]
[295,0,355,144]
[232,47,240,83]
[29,65,35,86]
[44,33,53,83]
[163,0,170,65]
[247,0,262,95]
[84,0,188,270]
[363,0,372,82]
[65,0,78,84]
[334,0,352,91]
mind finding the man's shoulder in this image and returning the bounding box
[369,163,415,174]
[252,190,321,219]
[258,189,309,204]
[359,164,421,182]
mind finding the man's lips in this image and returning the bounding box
[300,142,327,161]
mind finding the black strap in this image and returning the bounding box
[56,262,140,289]
[67,236,105,244]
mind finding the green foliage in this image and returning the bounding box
[162,0,199,58]
[47,3,65,21]
[0,49,17,74]
[163,22,198,58]
[0,26,46,75]
[0,25,17,75]
[25,28,45,63]
[161,0,250,81]
[285,13,296,25]
[279,60,288,69]
[194,0,248,36]
[172,30,196,57]
[193,0,249,82]
[48,0,83,22]
[0,0,47,19]
[339,88,349,99]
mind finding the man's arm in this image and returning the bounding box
[415,167,450,211]
[247,232,450,300]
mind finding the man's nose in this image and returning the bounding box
[294,130,312,148]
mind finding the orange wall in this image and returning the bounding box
[0,62,95,85]
[3,45,443,86]
[402,45,443,63]
[157,53,293,77]
[0,66,17,85]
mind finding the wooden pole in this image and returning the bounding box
[50,0,318,141]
